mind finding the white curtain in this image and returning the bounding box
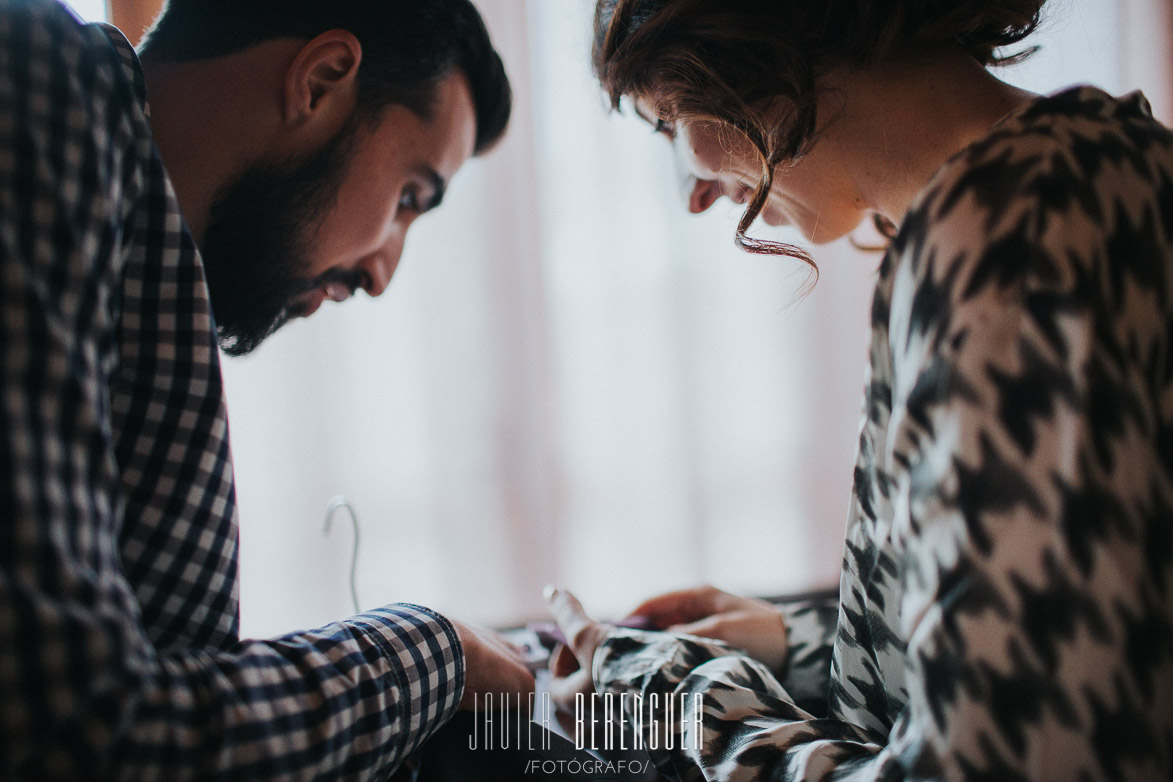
[217,0,1173,637]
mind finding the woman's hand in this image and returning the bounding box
[544,586,610,667]
[542,583,791,710]
[628,584,789,672]
[542,585,613,711]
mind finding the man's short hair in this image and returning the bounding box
[140,0,511,154]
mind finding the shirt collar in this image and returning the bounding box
[98,23,150,118]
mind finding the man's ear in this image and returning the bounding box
[283,30,362,125]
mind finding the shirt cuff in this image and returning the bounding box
[351,604,464,755]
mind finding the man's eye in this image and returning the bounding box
[654,118,675,139]
[398,187,421,213]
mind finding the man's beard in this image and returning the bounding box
[199,120,365,357]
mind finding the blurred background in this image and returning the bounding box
[66,0,1172,635]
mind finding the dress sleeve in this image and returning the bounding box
[593,630,882,782]
[772,594,839,717]
[592,150,1172,779]
[0,6,462,780]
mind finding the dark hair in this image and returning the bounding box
[593,0,1046,261]
[140,0,511,154]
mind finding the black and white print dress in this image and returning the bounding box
[591,87,1173,781]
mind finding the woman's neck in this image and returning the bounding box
[820,47,1038,224]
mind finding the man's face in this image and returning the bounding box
[200,70,478,356]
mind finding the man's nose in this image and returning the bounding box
[358,250,399,297]
[688,177,721,214]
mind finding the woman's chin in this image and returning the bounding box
[791,223,845,245]
[804,214,871,245]
[759,209,789,229]
[758,209,858,245]
[807,230,847,246]
[762,212,842,244]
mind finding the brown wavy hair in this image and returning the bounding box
[593,0,1046,265]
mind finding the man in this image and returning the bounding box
[0,1,532,779]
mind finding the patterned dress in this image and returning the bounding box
[592,87,1173,781]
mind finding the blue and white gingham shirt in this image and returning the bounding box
[0,3,464,779]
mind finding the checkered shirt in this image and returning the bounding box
[0,3,464,779]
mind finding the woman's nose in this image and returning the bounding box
[688,177,721,213]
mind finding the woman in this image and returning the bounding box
[545,1,1173,780]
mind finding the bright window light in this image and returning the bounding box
[61,0,108,23]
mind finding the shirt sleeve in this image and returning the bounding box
[590,148,1173,779]
[0,5,462,780]
[123,606,465,779]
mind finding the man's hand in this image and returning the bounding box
[628,584,789,672]
[449,619,535,710]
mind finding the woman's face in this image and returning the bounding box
[638,99,867,244]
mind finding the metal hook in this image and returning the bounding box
[323,495,361,614]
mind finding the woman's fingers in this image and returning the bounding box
[547,666,595,712]
[668,613,727,638]
[627,584,727,627]
[544,586,608,666]
[549,643,580,677]
[669,606,789,671]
